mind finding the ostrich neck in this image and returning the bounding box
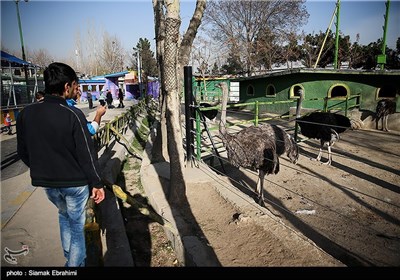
[296,90,304,118]
[219,83,228,137]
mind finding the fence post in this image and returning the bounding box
[105,122,110,148]
[195,111,201,160]
[255,101,259,126]
[184,66,194,164]
[323,97,328,112]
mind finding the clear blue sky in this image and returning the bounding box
[1,0,399,61]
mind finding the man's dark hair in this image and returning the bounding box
[44,62,77,96]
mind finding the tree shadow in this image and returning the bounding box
[117,171,152,267]
[219,157,377,266]
[142,121,221,266]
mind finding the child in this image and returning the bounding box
[4,113,12,135]
[35,91,45,101]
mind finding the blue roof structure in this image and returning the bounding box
[1,51,36,67]
[79,78,105,84]
[104,71,129,78]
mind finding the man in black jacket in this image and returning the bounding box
[17,62,105,267]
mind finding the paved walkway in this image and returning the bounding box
[1,100,135,267]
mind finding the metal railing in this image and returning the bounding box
[93,98,156,154]
[193,95,361,160]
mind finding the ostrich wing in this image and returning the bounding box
[224,126,278,174]
[298,112,350,141]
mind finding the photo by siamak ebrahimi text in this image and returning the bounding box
[4,269,78,277]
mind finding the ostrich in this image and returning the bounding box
[376,99,396,132]
[217,82,299,206]
[295,90,351,165]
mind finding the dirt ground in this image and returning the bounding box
[119,124,400,267]
[210,127,400,266]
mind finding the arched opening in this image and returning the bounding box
[246,84,255,96]
[265,84,276,97]
[376,85,396,99]
[328,84,349,98]
[290,84,304,99]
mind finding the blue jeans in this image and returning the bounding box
[45,186,89,267]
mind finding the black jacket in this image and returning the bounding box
[17,95,103,189]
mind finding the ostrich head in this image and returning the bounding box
[287,135,299,165]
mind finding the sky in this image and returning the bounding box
[1,0,399,63]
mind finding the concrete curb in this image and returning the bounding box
[140,121,220,267]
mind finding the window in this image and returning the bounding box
[328,84,349,98]
[265,84,276,97]
[376,85,396,99]
[289,84,304,99]
[246,84,255,96]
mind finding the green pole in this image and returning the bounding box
[15,1,26,62]
[379,0,390,70]
[254,101,259,126]
[15,0,30,103]
[334,0,341,69]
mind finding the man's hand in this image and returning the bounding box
[91,187,105,204]
[93,106,106,125]
[96,105,106,117]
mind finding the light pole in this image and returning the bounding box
[136,51,143,98]
[15,0,29,103]
[75,49,79,70]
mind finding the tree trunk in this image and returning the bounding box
[152,0,206,206]
[152,0,168,163]
[178,0,207,68]
[164,0,186,205]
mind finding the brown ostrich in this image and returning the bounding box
[217,82,299,207]
[376,99,396,132]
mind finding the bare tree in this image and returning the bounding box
[98,33,125,74]
[192,36,212,95]
[152,0,206,205]
[85,21,103,76]
[254,28,282,71]
[203,0,308,75]
[178,0,207,70]
[282,32,302,69]
[71,23,126,76]
[29,48,53,69]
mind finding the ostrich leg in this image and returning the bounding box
[323,144,333,165]
[384,115,389,132]
[256,170,266,207]
[312,140,325,162]
[322,131,338,165]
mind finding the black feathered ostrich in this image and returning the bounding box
[217,82,299,207]
[376,99,396,132]
[295,90,351,165]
